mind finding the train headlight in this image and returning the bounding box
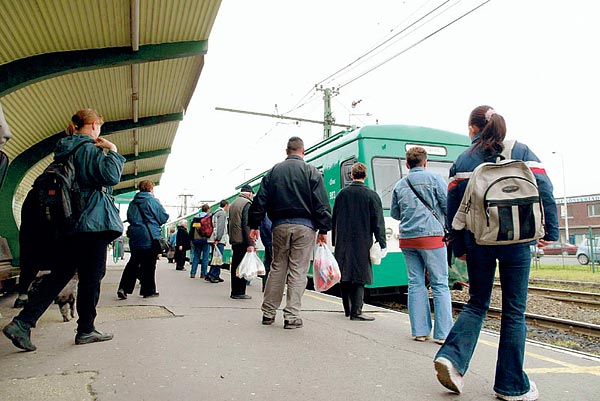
[386,228,393,240]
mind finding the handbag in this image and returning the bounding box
[134,202,168,254]
[405,177,450,242]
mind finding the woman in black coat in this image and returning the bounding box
[332,162,386,321]
[174,221,191,270]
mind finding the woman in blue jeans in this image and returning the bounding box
[434,106,559,401]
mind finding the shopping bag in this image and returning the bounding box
[313,244,341,292]
[236,251,266,281]
[211,246,223,266]
[369,242,387,265]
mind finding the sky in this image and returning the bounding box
[153,0,600,219]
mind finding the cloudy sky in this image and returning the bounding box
[154,0,600,217]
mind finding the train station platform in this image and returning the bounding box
[1,256,599,401]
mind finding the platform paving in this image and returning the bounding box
[1,256,599,400]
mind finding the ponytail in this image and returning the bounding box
[469,105,506,156]
[65,108,102,135]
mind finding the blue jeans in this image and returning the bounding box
[435,242,531,397]
[207,242,225,279]
[190,239,211,276]
[402,247,453,340]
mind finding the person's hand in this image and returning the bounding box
[537,239,552,247]
[249,229,259,242]
[213,240,219,245]
[457,254,467,261]
[317,233,328,244]
[178,246,182,251]
[247,246,255,252]
[95,137,117,152]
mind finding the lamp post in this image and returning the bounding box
[552,151,569,242]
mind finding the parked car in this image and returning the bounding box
[576,239,600,265]
[530,245,544,260]
[541,242,577,256]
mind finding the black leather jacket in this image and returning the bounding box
[249,155,332,234]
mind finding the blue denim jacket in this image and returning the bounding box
[391,167,447,239]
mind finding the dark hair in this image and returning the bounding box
[351,162,367,179]
[219,199,229,208]
[287,136,304,152]
[469,105,506,156]
[201,204,210,212]
[138,180,154,192]
[406,146,427,168]
[67,108,103,135]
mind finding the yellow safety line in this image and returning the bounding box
[304,292,388,317]
[478,338,600,376]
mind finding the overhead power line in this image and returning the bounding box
[338,0,492,89]
[317,0,451,87]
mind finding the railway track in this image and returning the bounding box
[493,283,600,308]
[452,301,600,339]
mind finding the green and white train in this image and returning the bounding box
[165,124,471,295]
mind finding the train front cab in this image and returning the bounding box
[307,125,470,296]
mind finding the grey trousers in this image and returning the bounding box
[261,224,315,321]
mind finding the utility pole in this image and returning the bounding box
[178,193,193,217]
[216,86,350,141]
[317,86,339,139]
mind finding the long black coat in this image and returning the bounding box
[332,181,386,284]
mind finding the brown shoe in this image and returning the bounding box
[262,315,275,325]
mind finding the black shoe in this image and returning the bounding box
[75,329,113,345]
[230,294,252,300]
[350,314,375,321]
[217,278,224,282]
[142,292,160,298]
[3,320,36,351]
[262,315,275,325]
[117,289,127,300]
[13,297,28,308]
[208,277,219,283]
[284,319,303,329]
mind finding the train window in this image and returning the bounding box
[340,158,357,188]
[400,160,453,184]
[372,157,401,209]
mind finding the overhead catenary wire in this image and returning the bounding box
[323,0,466,86]
[317,0,451,88]
[337,0,492,89]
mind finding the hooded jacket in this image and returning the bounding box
[127,191,169,250]
[54,134,125,238]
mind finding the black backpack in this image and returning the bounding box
[31,141,87,236]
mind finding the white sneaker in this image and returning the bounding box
[434,357,464,394]
[495,381,539,401]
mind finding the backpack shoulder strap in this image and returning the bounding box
[500,139,517,160]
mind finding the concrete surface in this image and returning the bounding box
[1,256,599,400]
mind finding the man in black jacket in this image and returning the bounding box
[249,136,332,329]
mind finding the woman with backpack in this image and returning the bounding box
[3,108,125,351]
[433,106,559,400]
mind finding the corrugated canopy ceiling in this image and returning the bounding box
[0,0,221,254]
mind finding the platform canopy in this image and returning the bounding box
[0,0,222,264]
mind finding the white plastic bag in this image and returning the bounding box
[236,251,266,281]
[369,242,388,265]
[211,246,223,266]
[313,244,341,292]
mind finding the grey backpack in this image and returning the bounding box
[452,140,545,245]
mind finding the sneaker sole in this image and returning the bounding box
[435,360,461,394]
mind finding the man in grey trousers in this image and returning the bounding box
[249,136,332,329]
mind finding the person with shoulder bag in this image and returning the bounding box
[391,147,453,343]
[4,109,125,351]
[117,180,169,299]
[433,106,559,401]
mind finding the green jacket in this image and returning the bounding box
[54,134,125,239]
